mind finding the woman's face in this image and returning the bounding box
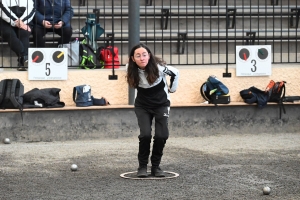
[131,47,150,70]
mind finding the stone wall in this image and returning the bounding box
[0,63,299,106]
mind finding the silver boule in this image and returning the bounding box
[3,138,11,144]
[263,186,271,195]
[71,164,78,171]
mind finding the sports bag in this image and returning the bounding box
[99,46,120,69]
[79,40,104,69]
[73,85,93,107]
[58,39,80,66]
[200,75,230,105]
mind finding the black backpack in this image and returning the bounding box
[200,75,230,105]
[266,80,286,118]
[266,80,286,103]
[0,79,24,122]
[0,79,24,109]
[79,43,103,69]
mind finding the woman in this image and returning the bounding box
[126,43,179,177]
[0,0,35,71]
[33,0,73,47]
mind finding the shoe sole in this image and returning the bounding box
[137,174,148,178]
[151,173,165,177]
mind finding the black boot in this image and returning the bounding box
[150,138,166,167]
[137,165,148,177]
[138,137,151,167]
[151,166,165,177]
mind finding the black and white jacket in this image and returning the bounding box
[0,0,35,26]
[135,65,179,108]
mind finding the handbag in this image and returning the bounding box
[58,39,80,66]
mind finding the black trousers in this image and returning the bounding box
[135,106,170,167]
[0,19,31,57]
[32,26,72,47]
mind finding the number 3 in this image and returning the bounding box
[251,59,257,72]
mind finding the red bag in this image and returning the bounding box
[99,46,120,69]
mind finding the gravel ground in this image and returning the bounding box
[0,133,300,200]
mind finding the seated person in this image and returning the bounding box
[33,0,73,47]
[0,0,35,71]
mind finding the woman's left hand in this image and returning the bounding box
[53,21,64,29]
[14,19,24,28]
[21,25,31,32]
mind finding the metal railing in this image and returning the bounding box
[0,0,299,69]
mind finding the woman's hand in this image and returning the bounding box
[53,21,64,29]
[15,20,31,32]
[43,20,53,28]
[21,25,31,32]
[14,19,24,28]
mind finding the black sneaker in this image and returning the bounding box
[17,56,28,71]
[23,59,28,68]
[151,166,165,177]
[17,67,27,71]
[137,166,148,178]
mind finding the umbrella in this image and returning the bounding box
[81,14,104,50]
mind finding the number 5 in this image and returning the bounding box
[46,63,51,76]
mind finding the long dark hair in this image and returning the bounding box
[126,43,166,88]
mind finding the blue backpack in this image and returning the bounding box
[200,75,230,104]
[73,85,93,107]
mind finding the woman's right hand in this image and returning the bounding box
[43,20,53,28]
[15,20,31,32]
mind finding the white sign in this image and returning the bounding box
[236,45,272,76]
[28,48,68,80]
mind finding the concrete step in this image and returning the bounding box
[70,15,294,31]
[72,5,300,16]
[70,0,298,7]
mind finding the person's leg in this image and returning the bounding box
[0,20,25,58]
[54,26,72,45]
[0,19,30,70]
[16,28,31,68]
[32,26,47,47]
[151,106,170,177]
[134,106,153,177]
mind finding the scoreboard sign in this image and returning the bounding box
[236,45,272,76]
[28,48,68,80]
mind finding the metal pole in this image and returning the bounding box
[128,0,140,105]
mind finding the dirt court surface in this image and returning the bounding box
[1,133,300,200]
